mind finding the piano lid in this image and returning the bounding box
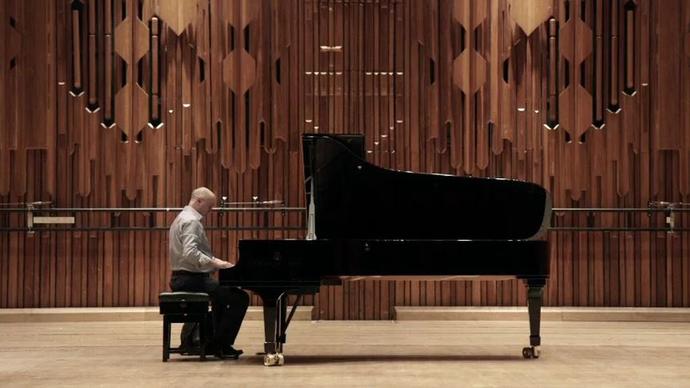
[303,134,551,241]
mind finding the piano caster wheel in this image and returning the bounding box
[264,353,285,366]
[522,346,540,359]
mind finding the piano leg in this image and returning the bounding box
[523,278,545,359]
[260,292,287,366]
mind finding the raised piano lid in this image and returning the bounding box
[303,134,552,241]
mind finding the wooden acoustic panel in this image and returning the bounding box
[0,0,689,317]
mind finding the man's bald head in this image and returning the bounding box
[188,187,217,217]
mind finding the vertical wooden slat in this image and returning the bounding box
[625,232,635,305]
[87,0,97,108]
[654,0,680,150]
[592,0,603,127]
[71,6,83,92]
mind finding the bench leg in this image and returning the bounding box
[199,317,207,361]
[162,317,171,362]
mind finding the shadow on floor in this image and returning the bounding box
[236,353,526,365]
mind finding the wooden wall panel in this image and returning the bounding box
[1,0,689,317]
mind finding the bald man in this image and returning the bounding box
[169,187,249,358]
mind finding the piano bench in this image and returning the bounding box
[159,292,211,362]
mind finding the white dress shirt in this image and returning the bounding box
[169,205,215,273]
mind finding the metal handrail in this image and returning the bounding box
[550,204,689,232]
[0,207,306,212]
[1,206,687,212]
[552,208,690,212]
[549,227,690,232]
[0,226,305,232]
[0,206,688,233]
[0,205,307,233]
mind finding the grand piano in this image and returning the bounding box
[220,134,551,366]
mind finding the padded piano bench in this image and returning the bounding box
[159,292,211,362]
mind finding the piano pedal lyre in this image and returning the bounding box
[522,346,540,359]
[264,353,285,366]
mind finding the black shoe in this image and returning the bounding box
[202,343,232,360]
[202,342,243,360]
[202,342,219,357]
[222,346,243,358]
[178,342,201,355]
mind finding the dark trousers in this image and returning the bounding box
[170,273,249,348]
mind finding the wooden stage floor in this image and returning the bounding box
[1,319,689,387]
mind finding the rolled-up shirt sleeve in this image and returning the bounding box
[179,220,214,267]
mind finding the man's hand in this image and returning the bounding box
[211,257,235,269]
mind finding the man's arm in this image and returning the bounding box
[212,258,234,269]
[180,221,233,269]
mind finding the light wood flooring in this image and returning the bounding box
[1,319,689,387]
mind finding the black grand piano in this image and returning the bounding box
[220,134,551,366]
